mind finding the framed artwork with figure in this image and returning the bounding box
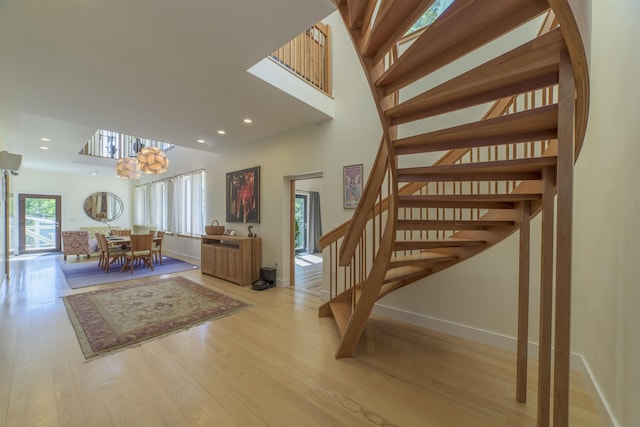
[343,164,363,209]
[226,166,260,223]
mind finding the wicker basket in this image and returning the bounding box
[205,220,225,235]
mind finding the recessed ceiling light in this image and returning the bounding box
[196,139,205,143]
[217,130,226,135]
[243,118,253,124]
[40,137,50,142]
[91,171,98,176]
[40,146,49,150]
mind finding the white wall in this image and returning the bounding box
[0,141,6,279]
[295,177,323,194]
[572,1,640,425]
[10,168,132,241]
[139,11,380,282]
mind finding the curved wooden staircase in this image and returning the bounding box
[319,0,590,425]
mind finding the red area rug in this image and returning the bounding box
[62,276,250,360]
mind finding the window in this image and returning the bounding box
[406,0,454,36]
[134,186,148,225]
[134,170,205,236]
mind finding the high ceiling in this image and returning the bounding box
[0,0,336,173]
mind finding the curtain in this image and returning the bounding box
[308,191,322,253]
[148,181,166,230]
[134,186,148,225]
[171,174,187,234]
[191,171,204,236]
[169,171,204,235]
[136,170,204,236]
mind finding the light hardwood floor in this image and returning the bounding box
[293,252,323,296]
[0,254,608,426]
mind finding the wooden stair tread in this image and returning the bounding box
[393,104,558,155]
[379,278,426,299]
[398,193,542,209]
[360,0,435,61]
[394,239,485,250]
[386,29,566,124]
[389,251,457,268]
[329,300,352,336]
[377,0,549,94]
[384,265,427,283]
[343,0,372,32]
[398,156,558,182]
[396,219,515,231]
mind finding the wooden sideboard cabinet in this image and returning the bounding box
[201,235,261,286]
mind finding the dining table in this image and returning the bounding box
[105,235,162,244]
[104,235,161,271]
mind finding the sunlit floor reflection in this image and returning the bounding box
[294,252,323,266]
[294,252,322,296]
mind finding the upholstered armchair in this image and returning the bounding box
[61,230,91,260]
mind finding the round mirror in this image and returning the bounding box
[83,192,124,222]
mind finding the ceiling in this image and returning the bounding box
[0,0,336,174]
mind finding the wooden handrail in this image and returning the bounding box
[337,140,389,266]
[270,23,332,96]
[548,0,590,157]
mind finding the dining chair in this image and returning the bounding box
[121,233,154,274]
[152,231,165,265]
[97,233,127,273]
[95,232,106,269]
[111,229,132,236]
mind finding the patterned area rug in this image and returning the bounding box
[61,256,199,289]
[62,276,250,360]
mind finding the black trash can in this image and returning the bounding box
[260,267,276,287]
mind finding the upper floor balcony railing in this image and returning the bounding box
[79,129,174,160]
[270,23,332,96]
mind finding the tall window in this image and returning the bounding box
[134,170,205,236]
[406,0,454,35]
[149,181,169,231]
[134,186,148,225]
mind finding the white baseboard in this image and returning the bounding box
[574,355,620,427]
[318,291,616,426]
[162,250,200,266]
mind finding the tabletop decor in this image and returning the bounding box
[62,276,250,360]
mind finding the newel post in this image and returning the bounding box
[552,50,576,427]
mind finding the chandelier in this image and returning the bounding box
[115,157,140,179]
[115,145,169,179]
[136,146,169,174]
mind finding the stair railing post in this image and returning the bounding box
[537,165,556,427]
[516,201,531,403]
[553,51,576,427]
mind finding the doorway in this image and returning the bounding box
[289,175,323,295]
[18,194,61,255]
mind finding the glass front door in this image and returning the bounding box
[294,194,307,253]
[18,194,61,254]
